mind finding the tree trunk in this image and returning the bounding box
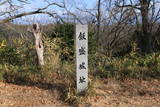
[32,24,44,66]
[140,0,152,53]
[96,0,102,51]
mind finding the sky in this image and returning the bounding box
[12,0,97,24]
[21,0,97,13]
[0,0,160,24]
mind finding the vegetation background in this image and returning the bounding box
[0,0,160,106]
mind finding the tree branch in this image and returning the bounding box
[0,10,61,24]
[116,4,141,10]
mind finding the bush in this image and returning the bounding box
[0,71,4,81]
[90,42,160,79]
[52,23,74,61]
[0,40,21,65]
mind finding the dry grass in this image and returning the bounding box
[0,78,160,107]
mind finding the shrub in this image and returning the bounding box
[0,40,21,65]
[90,42,160,79]
[0,71,4,81]
[52,23,74,61]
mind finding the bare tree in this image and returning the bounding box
[96,0,101,44]
[140,0,151,53]
[116,0,160,53]
[0,0,66,24]
[76,0,134,55]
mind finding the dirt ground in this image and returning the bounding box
[0,82,66,107]
[84,79,160,107]
[0,79,160,107]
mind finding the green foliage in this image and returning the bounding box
[43,36,61,71]
[91,42,160,79]
[0,38,38,83]
[88,30,98,54]
[53,23,74,61]
[0,40,21,65]
[0,39,37,66]
[0,71,4,81]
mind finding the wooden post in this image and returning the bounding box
[76,24,88,92]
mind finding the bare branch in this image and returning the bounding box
[0,10,58,23]
[116,4,141,10]
[0,0,9,5]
